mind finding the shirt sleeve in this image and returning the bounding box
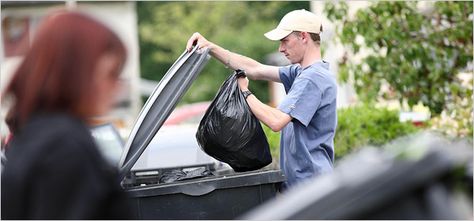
[279,65,301,92]
[278,77,322,127]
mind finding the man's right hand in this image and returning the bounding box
[186,32,213,52]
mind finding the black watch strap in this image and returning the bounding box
[242,90,252,99]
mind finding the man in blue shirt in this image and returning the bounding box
[186,9,337,190]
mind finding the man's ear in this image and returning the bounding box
[300,32,309,43]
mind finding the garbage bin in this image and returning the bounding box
[125,169,284,219]
[111,47,285,219]
[242,132,472,220]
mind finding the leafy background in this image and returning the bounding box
[138,1,309,104]
[137,2,472,160]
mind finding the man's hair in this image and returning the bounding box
[293,25,323,45]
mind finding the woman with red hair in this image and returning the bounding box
[2,11,132,219]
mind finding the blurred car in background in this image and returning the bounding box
[91,101,229,171]
[132,101,217,170]
[163,101,210,126]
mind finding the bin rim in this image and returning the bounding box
[126,169,285,197]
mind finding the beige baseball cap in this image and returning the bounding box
[264,9,322,41]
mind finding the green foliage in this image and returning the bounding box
[262,124,280,159]
[430,75,473,138]
[335,105,419,159]
[260,105,419,160]
[137,1,309,104]
[325,2,473,115]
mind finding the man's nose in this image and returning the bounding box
[279,43,285,53]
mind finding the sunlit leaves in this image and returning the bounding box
[325,1,473,116]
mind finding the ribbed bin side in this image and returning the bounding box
[126,170,285,219]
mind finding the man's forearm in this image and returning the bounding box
[186,32,280,82]
[209,44,262,79]
[245,94,292,132]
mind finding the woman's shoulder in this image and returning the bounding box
[10,113,96,160]
[28,113,86,130]
[27,113,90,140]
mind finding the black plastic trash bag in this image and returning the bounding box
[159,167,211,184]
[196,70,272,172]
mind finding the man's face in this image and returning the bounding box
[279,32,305,64]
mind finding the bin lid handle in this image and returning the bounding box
[180,183,216,196]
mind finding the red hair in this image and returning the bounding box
[4,11,127,133]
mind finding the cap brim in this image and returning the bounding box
[264,28,292,41]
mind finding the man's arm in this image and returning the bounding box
[238,77,292,132]
[186,32,281,82]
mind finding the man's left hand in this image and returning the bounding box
[237,76,249,91]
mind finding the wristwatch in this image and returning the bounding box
[242,90,252,99]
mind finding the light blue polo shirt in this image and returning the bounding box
[277,61,337,189]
